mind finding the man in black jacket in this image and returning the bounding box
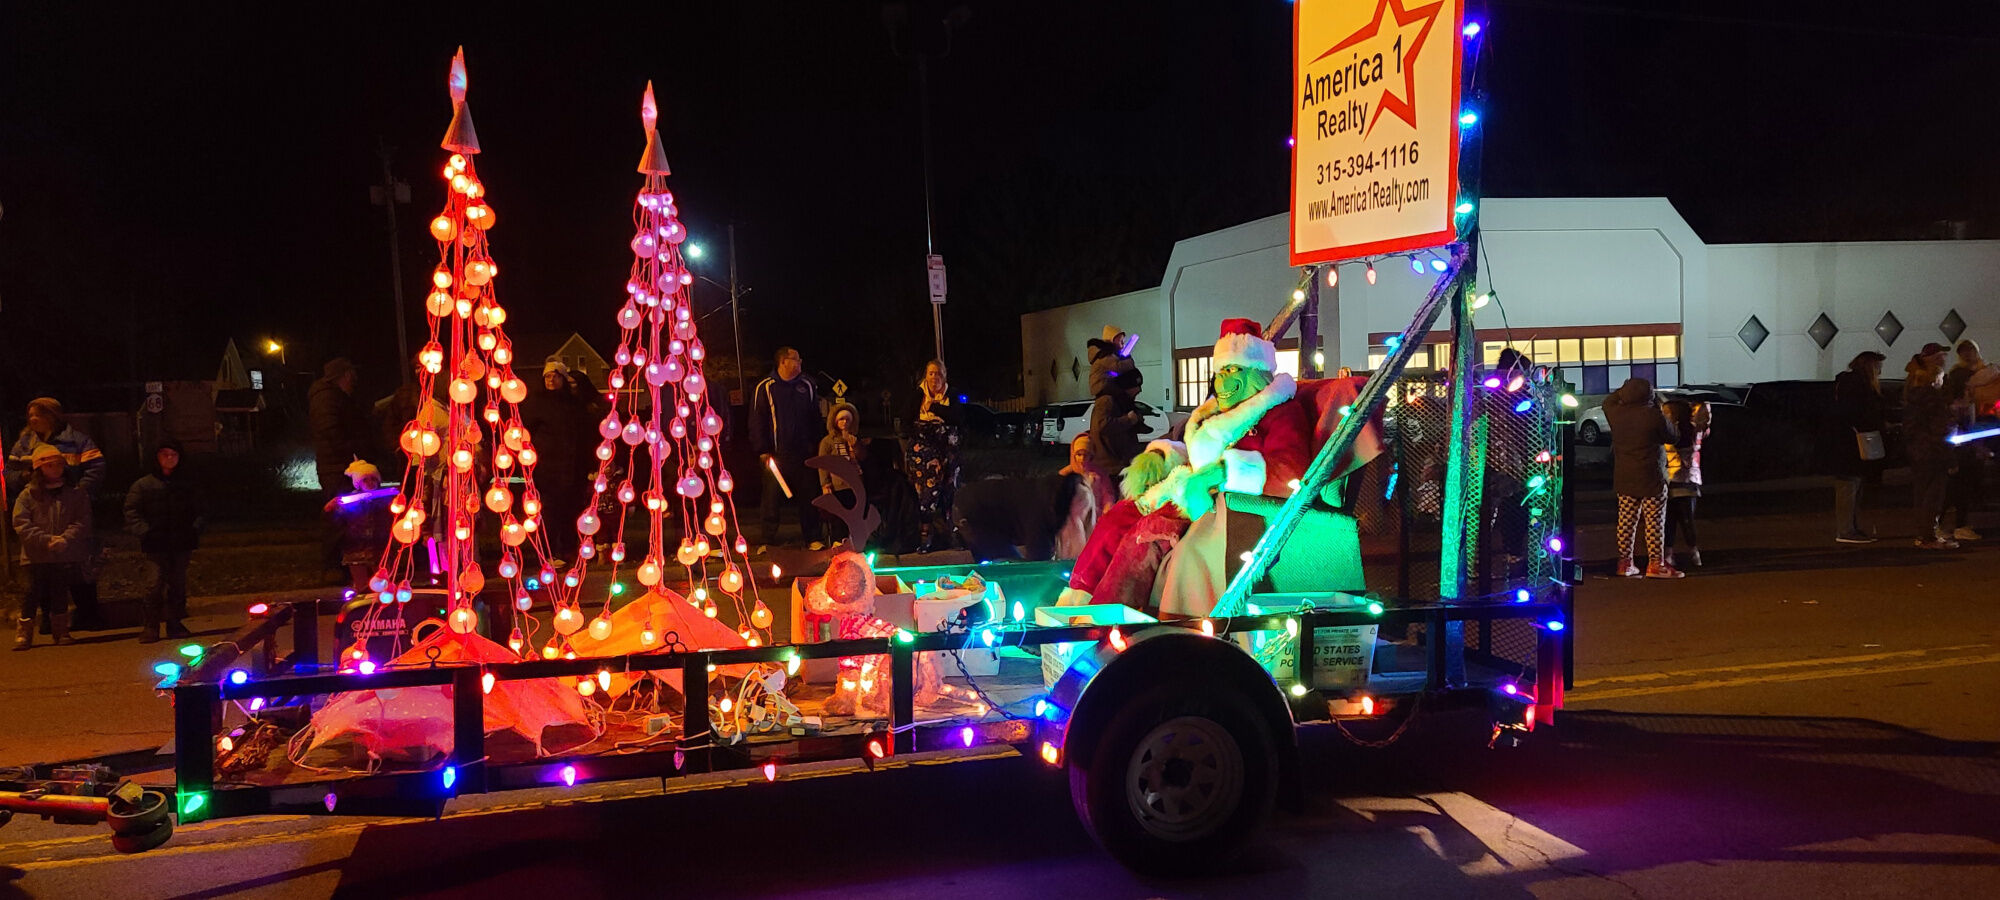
[309,357,375,580]
[750,347,820,545]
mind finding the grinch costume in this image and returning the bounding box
[1063,319,1314,612]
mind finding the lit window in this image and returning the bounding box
[1276,349,1301,378]
[1532,339,1557,365]
[1633,336,1655,361]
[1655,334,1677,359]
[1367,353,1386,370]
[1607,337,1630,361]
[1482,342,1507,366]
[1582,338,1607,363]
[1558,339,1581,365]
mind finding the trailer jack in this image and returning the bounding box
[0,767,175,854]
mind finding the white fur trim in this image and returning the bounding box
[1185,373,1296,471]
[1220,448,1267,495]
[1214,332,1278,372]
[1144,439,1188,467]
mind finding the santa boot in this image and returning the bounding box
[50,613,73,646]
[12,617,30,651]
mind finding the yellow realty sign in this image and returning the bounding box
[1291,0,1465,265]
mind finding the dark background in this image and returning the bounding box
[2,0,1994,411]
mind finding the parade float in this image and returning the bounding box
[6,3,1577,874]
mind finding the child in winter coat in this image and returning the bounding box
[12,444,92,649]
[124,440,205,642]
[323,460,394,595]
[1662,399,1711,568]
[815,401,862,549]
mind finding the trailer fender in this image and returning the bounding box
[1045,629,1300,796]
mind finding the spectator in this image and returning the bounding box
[1662,399,1711,568]
[1904,353,1958,549]
[1831,351,1888,543]
[124,440,204,642]
[520,359,592,561]
[1087,326,1144,475]
[751,346,821,545]
[12,444,91,649]
[1602,377,1682,578]
[1942,340,1990,542]
[310,357,376,582]
[1055,433,1109,560]
[815,400,862,550]
[6,397,108,631]
[909,359,963,553]
[324,460,395,593]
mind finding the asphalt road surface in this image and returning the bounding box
[4,498,1997,899]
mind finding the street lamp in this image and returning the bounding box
[264,339,286,366]
[685,227,746,401]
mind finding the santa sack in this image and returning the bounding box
[290,621,601,772]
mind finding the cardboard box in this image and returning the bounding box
[788,574,915,683]
[1035,603,1157,688]
[913,582,1005,678]
[1243,603,1378,690]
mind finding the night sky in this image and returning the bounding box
[2,1,1994,411]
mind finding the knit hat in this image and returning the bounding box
[323,357,355,380]
[344,458,381,479]
[1099,325,1125,345]
[1213,318,1277,372]
[29,444,62,467]
[542,357,570,376]
[27,397,63,420]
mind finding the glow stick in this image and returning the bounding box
[766,457,793,498]
[1948,425,2000,446]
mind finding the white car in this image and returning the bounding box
[1577,387,1742,446]
[1036,400,1172,451]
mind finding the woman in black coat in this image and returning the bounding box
[1829,351,1887,543]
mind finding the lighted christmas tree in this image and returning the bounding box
[542,83,762,659]
[349,48,559,665]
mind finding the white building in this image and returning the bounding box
[1022,198,1998,410]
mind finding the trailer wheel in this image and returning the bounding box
[1070,682,1277,875]
[110,818,173,854]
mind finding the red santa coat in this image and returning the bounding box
[1064,374,1312,609]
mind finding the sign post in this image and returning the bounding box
[1291,0,1465,265]
[926,253,946,364]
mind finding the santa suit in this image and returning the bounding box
[1065,373,1312,612]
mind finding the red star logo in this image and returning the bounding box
[1311,0,1445,136]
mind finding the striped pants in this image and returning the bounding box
[1616,490,1667,566]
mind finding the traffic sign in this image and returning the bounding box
[926,254,947,305]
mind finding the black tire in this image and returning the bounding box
[1069,681,1278,875]
[110,818,173,854]
[107,789,171,835]
[1577,420,1601,445]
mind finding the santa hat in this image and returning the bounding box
[1213,318,1277,372]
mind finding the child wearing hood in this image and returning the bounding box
[815,400,862,549]
[1087,326,1145,476]
[124,439,205,642]
[12,444,92,649]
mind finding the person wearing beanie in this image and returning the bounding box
[1602,377,1683,577]
[124,439,204,642]
[12,444,91,648]
[322,458,396,594]
[6,396,108,631]
[1062,318,1312,613]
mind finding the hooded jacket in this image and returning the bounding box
[12,472,92,565]
[1086,339,1145,474]
[817,401,861,492]
[1601,378,1679,498]
[6,424,106,502]
[124,442,205,554]
[308,376,375,479]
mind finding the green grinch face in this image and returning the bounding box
[1213,364,1273,411]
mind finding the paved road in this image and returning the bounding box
[3,486,1997,899]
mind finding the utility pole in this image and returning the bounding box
[728,223,746,400]
[917,54,942,364]
[372,139,413,382]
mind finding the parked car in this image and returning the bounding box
[1576,389,1739,447]
[1034,400,1169,452]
